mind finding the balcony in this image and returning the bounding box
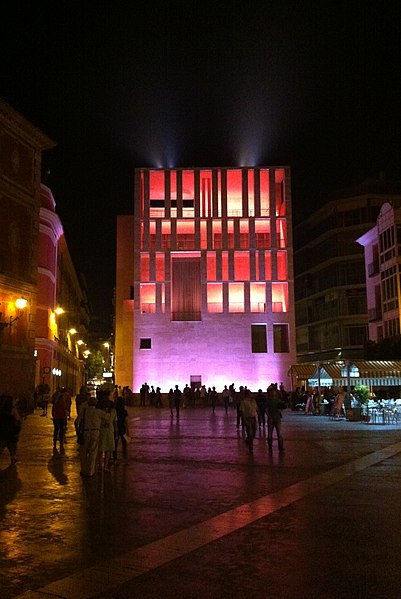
[368,307,382,322]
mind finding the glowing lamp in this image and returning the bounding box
[68,328,78,335]
[77,339,84,345]
[15,297,27,309]
[55,307,64,315]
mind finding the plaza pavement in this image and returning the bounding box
[1,404,401,599]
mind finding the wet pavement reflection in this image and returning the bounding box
[2,406,401,598]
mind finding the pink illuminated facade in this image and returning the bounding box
[115,167,296,392]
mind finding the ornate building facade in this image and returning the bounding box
[0,99,54,398]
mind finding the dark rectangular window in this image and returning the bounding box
[140,338,151,349]
[251,324,267,353]
[273,324,289,353]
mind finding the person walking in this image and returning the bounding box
[155,386,162,408]
[168,388,174,417]
[173,385,182,418]
[222,385,230,415]
[255,389,267,428]
[266,383,285,452]
[97,391,117,471]
[210,386,218,413]
[235,386,245,430]
[240,390,258,452]
[114,396,130,459]
[0,395,22,465]
[51,387,68,452]
[76,394,104,476]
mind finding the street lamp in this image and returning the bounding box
[0,297,27,330]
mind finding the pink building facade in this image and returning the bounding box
[35,184,89,395]
[115,167,296,392]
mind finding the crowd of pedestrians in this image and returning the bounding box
[0,380,290,470]
[139,380,288,454]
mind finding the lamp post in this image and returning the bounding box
[0,297,27,331]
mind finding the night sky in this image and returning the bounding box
[2,2,401,327]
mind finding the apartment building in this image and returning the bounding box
[294,177,401,363]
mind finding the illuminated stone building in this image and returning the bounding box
[0,98,89,399]
[357,200,401,343]
[116,166,296,392]
[0,99,54,398]
[35,184,90,395]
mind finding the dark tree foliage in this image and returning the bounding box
[364,336,401,360]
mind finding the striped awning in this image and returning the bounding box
[288,364,316,378]
[289,360,401,387]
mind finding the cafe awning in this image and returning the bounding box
[289,360,401,388]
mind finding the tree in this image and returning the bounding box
[364,335,401,360]
[85,349,104,380]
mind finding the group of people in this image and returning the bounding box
[235,383,286,453]
[160,381,287,453]
[0,379,287,468]
[74,387,130,476]
[301,386,352,417]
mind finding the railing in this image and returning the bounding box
[140,303,156,314]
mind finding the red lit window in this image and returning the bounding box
[222,251,229,281]
[149,220,156,250]
[149,171,165,199]
[140,284,155,313]
[177,220,194,250]
[140,254,150,282]
[240,219,249,249]
[277,251,287,280]
[260,169,270,216]
[212,220,222,249]
[207,252,216,281]
[182,170,194,199]
[265,252,272,280]
[275,169,285,216]
[200,170,212,217]
[207,283,223,313]
[250,283,266,312]
[161,221,171,250]
[155,254,165,281]
[276,219,286,248]
[234,252,250,281]
[171,171,177,200]
[200,220,207,250]
[255,219,270,249]
[227,169,242,217]
[227,220,234,249]
[248,169,254,216]
[229,283,244,313]
[272,282,288,312]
